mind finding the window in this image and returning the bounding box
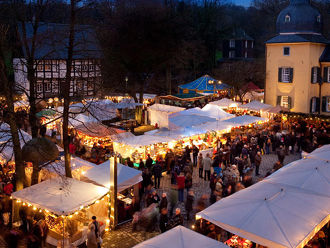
[245,52,248,58]
[283,47,290,56]
[310,97,320,113]
[285,14,291,23]
[245,40,248,48]
[251,41,254,48]
[311,67,320,84]
[89,64,95,71]
[229,51,235,58]
[317,15,321,23]
[279,67,293,83]
[322,96,330,112]
[328,68,330,82]
[36,83,43,92]
[277,95,292,109]
[229,40,235,48]
[81,64,88,71]
[44,82,52,92]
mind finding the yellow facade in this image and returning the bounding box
[265,42,330,115]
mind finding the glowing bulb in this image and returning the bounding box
[22,203,26,206]
[95,200,100,204]
[33,206,37,211]
[106,219,110,224]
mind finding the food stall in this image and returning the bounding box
[74,122,126,148]
[12,177,109,248]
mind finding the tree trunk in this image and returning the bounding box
[27,61,38,138]
[62,0,76,178]
[0,50,25,191]
[31,161,40,185]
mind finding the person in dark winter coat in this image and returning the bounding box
[145,154,153,169]
[255,151,262,176]
[159,208,169,233]
[168,208,184,229]
[185,190,195,220]
[159,193,168,212]
[152,162,162,189]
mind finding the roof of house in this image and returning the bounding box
[229,28,253,41]
[276,0,323,35]
[18,22,102,59]
[266,34,329,44]
[320,45,330,62]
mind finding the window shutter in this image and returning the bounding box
[324,67,329,82]
[316,97,320,112]
[288,96,292,109]
[278,68,282,82]
[289,68,293,82]
[311,67,315,83]
[317,67,321,83]
[310,98,313,113]
[322,96,326,112]
[277,96,281,106]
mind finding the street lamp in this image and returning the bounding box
[208,80,222,95]
[125,76,128,95]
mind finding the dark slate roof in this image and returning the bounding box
[266,34,329,44]
[228,28,253,41]
[18,23,102,59]
[277,0,322,34]
[320,46,330,62]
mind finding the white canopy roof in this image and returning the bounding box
[43,156,95,175]
[148,104,185,113]
[82,160,142,191]
[0,123,32,161]
[304,144,330,161]
[197,153,330,248]
[209,98,239,108]
[68,113,99,127]
[133,226,229,248]
[239,101,272,111]
[117,134,173,147]
[170,107,204,117]
[201,104,234,120]
[169,114,216,129]
[265,157,330,197]
[223,115,267,126]
[12,177,108,216]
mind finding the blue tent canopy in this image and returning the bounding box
[178,75,231,94]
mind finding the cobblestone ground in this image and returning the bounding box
[102,152,301,248]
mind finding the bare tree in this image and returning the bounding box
[0,24,25,190]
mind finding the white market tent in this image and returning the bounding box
[133,225,229,248]
[169,114,216,129]
[68,113,99,127]
[169,107,205,117]
[197,179,330,248]
[243,91,264,102]
[0,123,32,161]
[12,177,108,216]
[222,115,267,127]
[116,134,173,148]
[148,104,185,128]
[239,100,272,112]
[264,157,330,197]
[209,98,239,109]
[201,104,234,120]
[81,159,142,191]
[304,144,330,161]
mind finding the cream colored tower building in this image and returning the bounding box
[265,0,330,115]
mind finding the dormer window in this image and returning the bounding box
[317,15,321,23]
[285,15,291,23]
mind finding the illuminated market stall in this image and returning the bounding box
[196,145,330,248]
[209,98,239,109]
[12,177,109,247]
[147,104,185,128]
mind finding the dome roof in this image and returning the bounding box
[277,0,322,34]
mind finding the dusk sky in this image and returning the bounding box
[231,0,252,7]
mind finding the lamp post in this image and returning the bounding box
[208,80,222,96]
[125,76,128,96]
[109,155,118,230]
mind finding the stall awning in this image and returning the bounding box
[12,177,108,216]
[133,225,229,248]
[222,115,267,126]
[75,122,125,138]
[239,100,272,111]
[81,160,142,191]
[116,134,173,148]
[209,98,239,108]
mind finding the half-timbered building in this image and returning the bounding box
[13,23,102,99]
